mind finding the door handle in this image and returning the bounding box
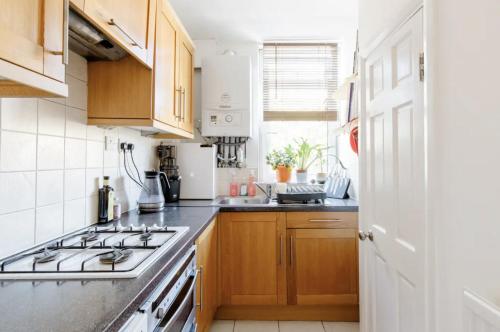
[289,235,294,266]
[358,230,374,241]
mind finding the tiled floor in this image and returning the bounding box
[209,320,360,332]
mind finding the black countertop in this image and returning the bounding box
[0,206,219,332]
[0,199,358,332]
[166,197,359,212]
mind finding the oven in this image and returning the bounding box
[120,246,198,332]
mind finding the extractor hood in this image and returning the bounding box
[68,8,127,61]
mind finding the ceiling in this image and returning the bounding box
[169,0,358,42]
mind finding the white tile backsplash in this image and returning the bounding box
[64,198,86,232]
[0,209,36,258]
[64,138,86,169]
[0,131,37,171]
[66,75,87,110]
[86,140,104,168]
[64,169,86,201]
[0,52,156,258]
[35,204,64,244]
[0,172,36,214]
[0,98,38,133]
[37,170,64,207]
[65,106,87,139]
[37,135,65,170]
[38,99,66,136]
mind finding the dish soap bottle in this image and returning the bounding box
[247,170,256,197]
[98,176,114,223]
[229,174,239,197]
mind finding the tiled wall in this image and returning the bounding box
[0,52,156,258]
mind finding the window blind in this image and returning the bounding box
[263,43,338,121]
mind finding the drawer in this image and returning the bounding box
[286,212,358,229]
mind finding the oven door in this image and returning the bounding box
[154,272,197,332]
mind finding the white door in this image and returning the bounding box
[360,9,426,332]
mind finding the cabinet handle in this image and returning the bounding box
[278,234,283,266]
[62,0,69,64]
[48,0,69,65]
[181,88,186,121]
[196,267,203,312]
[308,219,342,222]
[175,87,183,120]
[289,235,294,266]
[107,18,143,49]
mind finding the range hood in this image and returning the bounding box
[68,8,127,61]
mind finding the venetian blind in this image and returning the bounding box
[263,43,338,121]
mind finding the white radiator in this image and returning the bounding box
[464,290,500,332]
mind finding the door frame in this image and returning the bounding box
[358,4,437,332]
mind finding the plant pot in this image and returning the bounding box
[276,166,292,183]
[316,172,328,184]
[296,169,308,184]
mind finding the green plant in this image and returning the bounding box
[316,148,326,173]
[265,145,296,170]
[294,138,323,171]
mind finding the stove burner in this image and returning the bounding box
[81,231,98,242]
[33,248,60,263]
[139,232,153,242]
[99,248,133,264]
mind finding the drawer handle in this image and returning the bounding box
[308,219,342,222]
[108,18,143,49]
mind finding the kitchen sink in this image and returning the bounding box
[213,197,271,205]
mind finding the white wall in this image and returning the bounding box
[429,0,500,330]
[0,52,156,258]
[359,0,420,49]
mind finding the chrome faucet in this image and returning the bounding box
[256,183,273,199]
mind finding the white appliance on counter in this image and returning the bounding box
[176,143,217,199]
[201,54,252,137]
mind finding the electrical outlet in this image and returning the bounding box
[120,141,128,151]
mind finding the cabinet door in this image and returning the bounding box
[43,0,66,82]
[287,228,358,306]
[153,0,178,127]
[177,35,194,133]
[84,0,150,64]
[196,218,218,332]
[219,212,286,306]
[0,0,45,74]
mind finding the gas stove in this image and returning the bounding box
[0,223,189,279]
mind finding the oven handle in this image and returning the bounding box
[156,270,198,332]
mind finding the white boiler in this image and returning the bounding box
[201,54,252,137]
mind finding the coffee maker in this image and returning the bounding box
[157,143,181,202]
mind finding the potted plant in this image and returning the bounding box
[294,138,322,183]
[315,148,328,184]
[265,145,296,183]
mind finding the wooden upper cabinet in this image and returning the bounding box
[287,228,358,306]
[177,35,194,133]
[83,0,154,67]
[0,0,68,97]
[196,218,218,332]
[219,212,287,306]
[153,0,178,127]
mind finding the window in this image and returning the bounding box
[263,43,338,121]
[260,43,339,182]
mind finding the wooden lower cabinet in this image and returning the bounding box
[196,218,218,332]
[215,211,359,322]
[219,212,287,306]
[287,228,358,305]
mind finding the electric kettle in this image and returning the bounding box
[137,170,169,213]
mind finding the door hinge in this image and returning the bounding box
[419,52,425,82]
